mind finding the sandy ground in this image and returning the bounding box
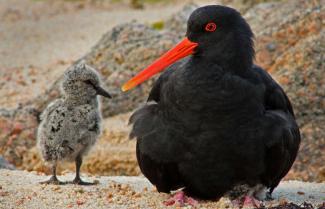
[0,169,324,209]
[0,0,188,69]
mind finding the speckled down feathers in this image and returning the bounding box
[37,99,100,161]
[37,63,103,162]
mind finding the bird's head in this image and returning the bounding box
[62,62,112,100]
[122,5,254,92]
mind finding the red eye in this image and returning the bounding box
[205,22,217,32]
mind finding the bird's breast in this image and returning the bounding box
[160,68,265,126]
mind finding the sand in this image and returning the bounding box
[0,169,324,209]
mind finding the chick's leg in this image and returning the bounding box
[40,161,65,185]
[71,155,97,185]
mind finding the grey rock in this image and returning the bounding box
[0,156,15,170]
[164,3,198,38]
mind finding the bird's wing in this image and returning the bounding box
[85,106,101,134]
[254,65,301,193]
[38,100,73,160]
[39,99,64,121]
[131,59,191,162]
[253,65,294,115]
[38,102,100,160]
[130,60,190,192]
[69,104,101,141]
[38,99,71,146]
[130,102,188,192]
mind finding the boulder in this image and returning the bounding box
[0,156,15,170]
[245,0,324,181]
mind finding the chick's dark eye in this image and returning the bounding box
[84,80,94,87]
[205,22,217,32]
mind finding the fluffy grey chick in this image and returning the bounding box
[37,62,111,185]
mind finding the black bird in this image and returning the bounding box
[122,5,300,207]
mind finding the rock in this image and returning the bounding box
[245,0,324,182]
[30,3,198,118]
[220,0,281,13]
[81,4,197,117]
[81,22,177,117]
[30,22,176,118]
[0,106,39,168]
[164,3,198,38]
[277,31,324,181]
[0,156,15,170]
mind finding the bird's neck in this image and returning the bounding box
[193,36,254,74]
[65,96,99,107]
[195,52,253,75]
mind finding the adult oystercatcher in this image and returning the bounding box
[122,5,300,207]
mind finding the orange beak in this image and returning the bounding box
[122,37,198,92]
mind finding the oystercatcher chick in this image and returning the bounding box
[38,62,111,185]
[122,5,300,208]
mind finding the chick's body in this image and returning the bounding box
[37,62,111,185]
[38,99,100,162]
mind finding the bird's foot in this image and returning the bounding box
[40,176,65,185]
[265,192,274,201]
[69,177,98,186]
[232,196,262,208]
[163,191,198,207]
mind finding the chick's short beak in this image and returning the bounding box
[96,86,112,98]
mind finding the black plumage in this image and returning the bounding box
[128,5,300,200]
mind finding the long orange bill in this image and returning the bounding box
[122,37,198,92]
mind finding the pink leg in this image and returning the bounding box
[231,196,262,208]
[243,196,262,208]
[163,191,198,207]
[231,199,242,208]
